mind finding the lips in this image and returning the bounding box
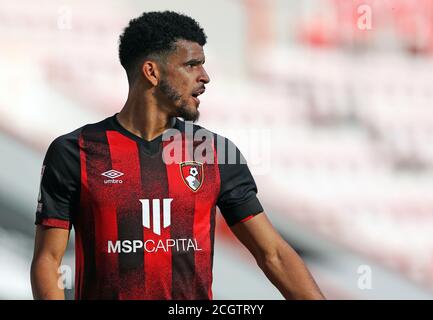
[191,87,205,105]
[191,87,205,98]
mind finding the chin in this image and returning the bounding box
[177,104,200,122]
[185,112,200,122]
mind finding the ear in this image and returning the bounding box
[141,60,161,87]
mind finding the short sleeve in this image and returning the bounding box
[35,133,80,229]
[216,138,264,226]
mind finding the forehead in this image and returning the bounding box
[168,39,205,62]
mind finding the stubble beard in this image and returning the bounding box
[158,79,200,122]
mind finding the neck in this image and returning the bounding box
[116,84,173,141]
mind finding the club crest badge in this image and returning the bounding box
[180,161,204,192]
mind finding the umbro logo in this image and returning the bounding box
[101,170,124,179]
[102,169,124,184]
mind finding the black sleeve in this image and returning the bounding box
[216,137,264,226]
[35,131,80,229]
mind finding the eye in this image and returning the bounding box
[186,61,203,69]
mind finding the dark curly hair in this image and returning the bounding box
[119,11,207,83]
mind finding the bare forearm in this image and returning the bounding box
[258,243,325,300]
[31,258,64,300]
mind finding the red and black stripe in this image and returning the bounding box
[139,143,172,299]
[77,126,119,299]
[106,131,144,299]
[165,133,196,299]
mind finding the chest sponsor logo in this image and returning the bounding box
[180,161,203,192]
[140,198,172,236]
[107,198,203,253]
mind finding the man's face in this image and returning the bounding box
[155,40,210,122]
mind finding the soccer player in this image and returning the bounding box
[30,11,325,300]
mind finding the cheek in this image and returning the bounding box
[177,70,195,88]
[168,70,194,97]
[171,77,189,93]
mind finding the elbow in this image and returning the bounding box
[31,254,58,272]
[30,257,41,282]
[30,256,48,287]
[254,240,288,271]
[31,255,61,282]
[256,250,282,272]
[30,257,64,300]
[254,245,325,300]
[30,256,62,294]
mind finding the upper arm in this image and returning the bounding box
[35,134,80,229]
[230,212,287,262]
[216,137,263,225]
[33,225,70,264]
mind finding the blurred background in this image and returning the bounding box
[1,0,433,299]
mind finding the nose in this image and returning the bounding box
[199,67,210,84]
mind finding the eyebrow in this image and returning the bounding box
[185,58,205,65]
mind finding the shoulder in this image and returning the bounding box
[47,127,82,158]
[48,116,112,153]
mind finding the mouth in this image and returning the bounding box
[191,87,206,105]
